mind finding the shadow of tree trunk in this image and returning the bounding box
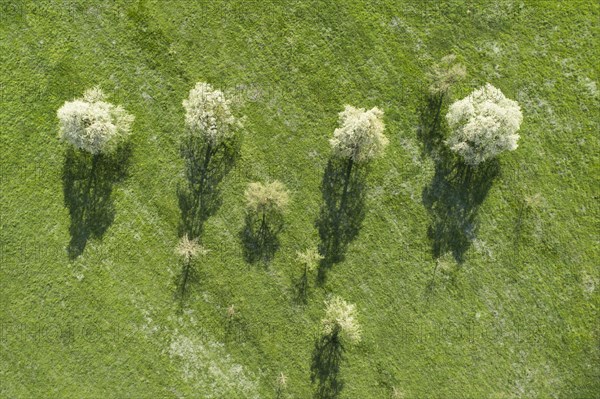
[291,267,309,305]
[310,333,344,399]
[62,144,131,259]
[173,258,200,307]
[315,157,367,283]
[418,95,499,264]
[177,135,239,240]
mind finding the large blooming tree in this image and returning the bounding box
[321,296,361,345]
[329,105,388,164]
[182,82,241,148]
[446,83,523,166]
[57,87,134,155]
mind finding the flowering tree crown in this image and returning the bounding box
[297,247,323,272]
[244,181,289,215]
[329,105,388,163]
[57,87,134,154]
[446,83,523,166]
[175,234,208,263]
[182,82,241,147]
[321,296,361,344]
[428,54,466,97]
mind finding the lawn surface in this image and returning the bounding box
[1,0,598,398]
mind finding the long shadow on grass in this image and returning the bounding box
[63,145,132,259]
[315,157,367,283]
[177,135,239,239]
[310,334,344,399]
[176,136,239,299]
[418,95,499,264]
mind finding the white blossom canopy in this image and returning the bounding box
[446,83,523,166]
[57,87,134,155]
[329,105,388,163]
[182,82,241,147]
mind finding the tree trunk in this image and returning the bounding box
[340,157,354,211]
[181,260,191,294]
[84,152,100,214]
[260,211,267,239]
[196,143,213,226]
[331,157,354,258]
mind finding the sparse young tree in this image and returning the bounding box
[244,180,290,235]
[296,247,323,297]
[330,105,388,165]
[391,386,405,399]
[227,304,236,319]
[428,54,466,100]
[321,296,361,345]
[446,83,523,166]
[175,234,208,292]
[298,247,323,277]
[57,87,134,155]
[275,372,288,398]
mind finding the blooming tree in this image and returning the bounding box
[245,181,289,220]
[296,246,323,298]
[275,372,288,398]
[175,234,208,291]
[57,87,134,155]
[297,247,323,276]
[182,82,241,147]
[321,296,361,345]
[446,83,523,166]
[330,105,388,164]
[175,234,209,263]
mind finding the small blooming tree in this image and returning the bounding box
[321,296,361,345]
[57,87,134,155]
[245,181,289,234]
[330,105,388,165]
[446,83,523,166]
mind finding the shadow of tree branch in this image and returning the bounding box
[173,259,201,307]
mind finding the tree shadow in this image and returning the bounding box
[315,158,367,283]
[177,135,239,239]
[240,212,283,265]
[62,145,132,259]
[418,95,499,264]
[310,334,344,399]
[291,269,310,305]
[173,260,201,307]
[224,314,250,344]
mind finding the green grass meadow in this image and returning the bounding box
[1,0,598,397]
